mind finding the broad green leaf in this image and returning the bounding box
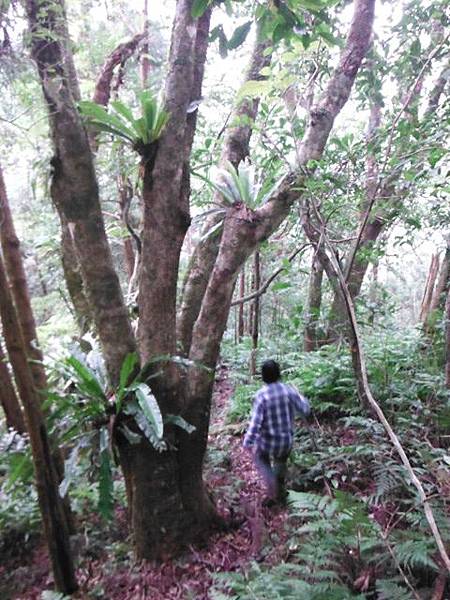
[227,21,252,50]
[119,424,142,444]
[66,356,106,402]
[78,100,136,140]
[116,352,139,408]
[110,99,135,125]
[134,383,164,439]
[164,414,196,434]
[191,0,210,18]
[98,428,114,520]
[59,444,80,498]
[236,79,270,102]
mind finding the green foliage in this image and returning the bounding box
[48,351,195,519]
[78,91,169,152]
[194,160,286,208]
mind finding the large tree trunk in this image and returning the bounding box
[0,255,77,594]
[0,339,26,433]
[304,253,324,351]
[26,0,136,385]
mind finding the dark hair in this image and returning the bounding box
[261,359,281,384]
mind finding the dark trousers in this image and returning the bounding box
[254,449,290,500]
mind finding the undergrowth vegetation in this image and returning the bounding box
[216,326,450,598]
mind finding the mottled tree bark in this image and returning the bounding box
[304,253,324,351]
[0,338,26,433]
[26,0,136,385]
[177,30,272,356]
[0,255,77,594]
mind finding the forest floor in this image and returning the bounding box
[1,366,297,600]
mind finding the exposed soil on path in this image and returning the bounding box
[1,366,293,600]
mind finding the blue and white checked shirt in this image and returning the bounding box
[243,382,310,456]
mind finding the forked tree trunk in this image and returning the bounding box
[0,339,26,433]
[304,253,324,351]
[0,255,77,594]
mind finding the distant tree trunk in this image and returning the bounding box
[304,253,324,351]
[430,243,450,313]
[420,254,440,323]
[250,251,260,376]
[237,267,245,341]
[0,255,77,594]
[445,288,450,389]
[0,339,26,433]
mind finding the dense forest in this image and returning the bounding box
[0,0,449,598]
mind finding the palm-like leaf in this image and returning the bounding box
[78,92,169,151]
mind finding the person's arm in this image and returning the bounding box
[289,385,311,418]
[243,396,264,448]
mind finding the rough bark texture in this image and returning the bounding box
[304,253,324,351]
[59,214,92,333]
[420,254,440,323]
[177,30,272,356]
[0,164,48,395]
[138,4,211,371]
[0,338,26,433]
[93,33,145,107]
[0,255,77,594]
[26,0,136,385]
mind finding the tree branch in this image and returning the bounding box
[231,244,309,306]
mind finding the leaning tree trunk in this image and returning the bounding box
[183,0,375,536]
[0,255,77,594]
[0,162,75,531]
[0,338,26,433]
[0,164,48,395]
[26,0,136,385]
[420,254,440,323]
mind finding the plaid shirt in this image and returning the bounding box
[243,382,310,456]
